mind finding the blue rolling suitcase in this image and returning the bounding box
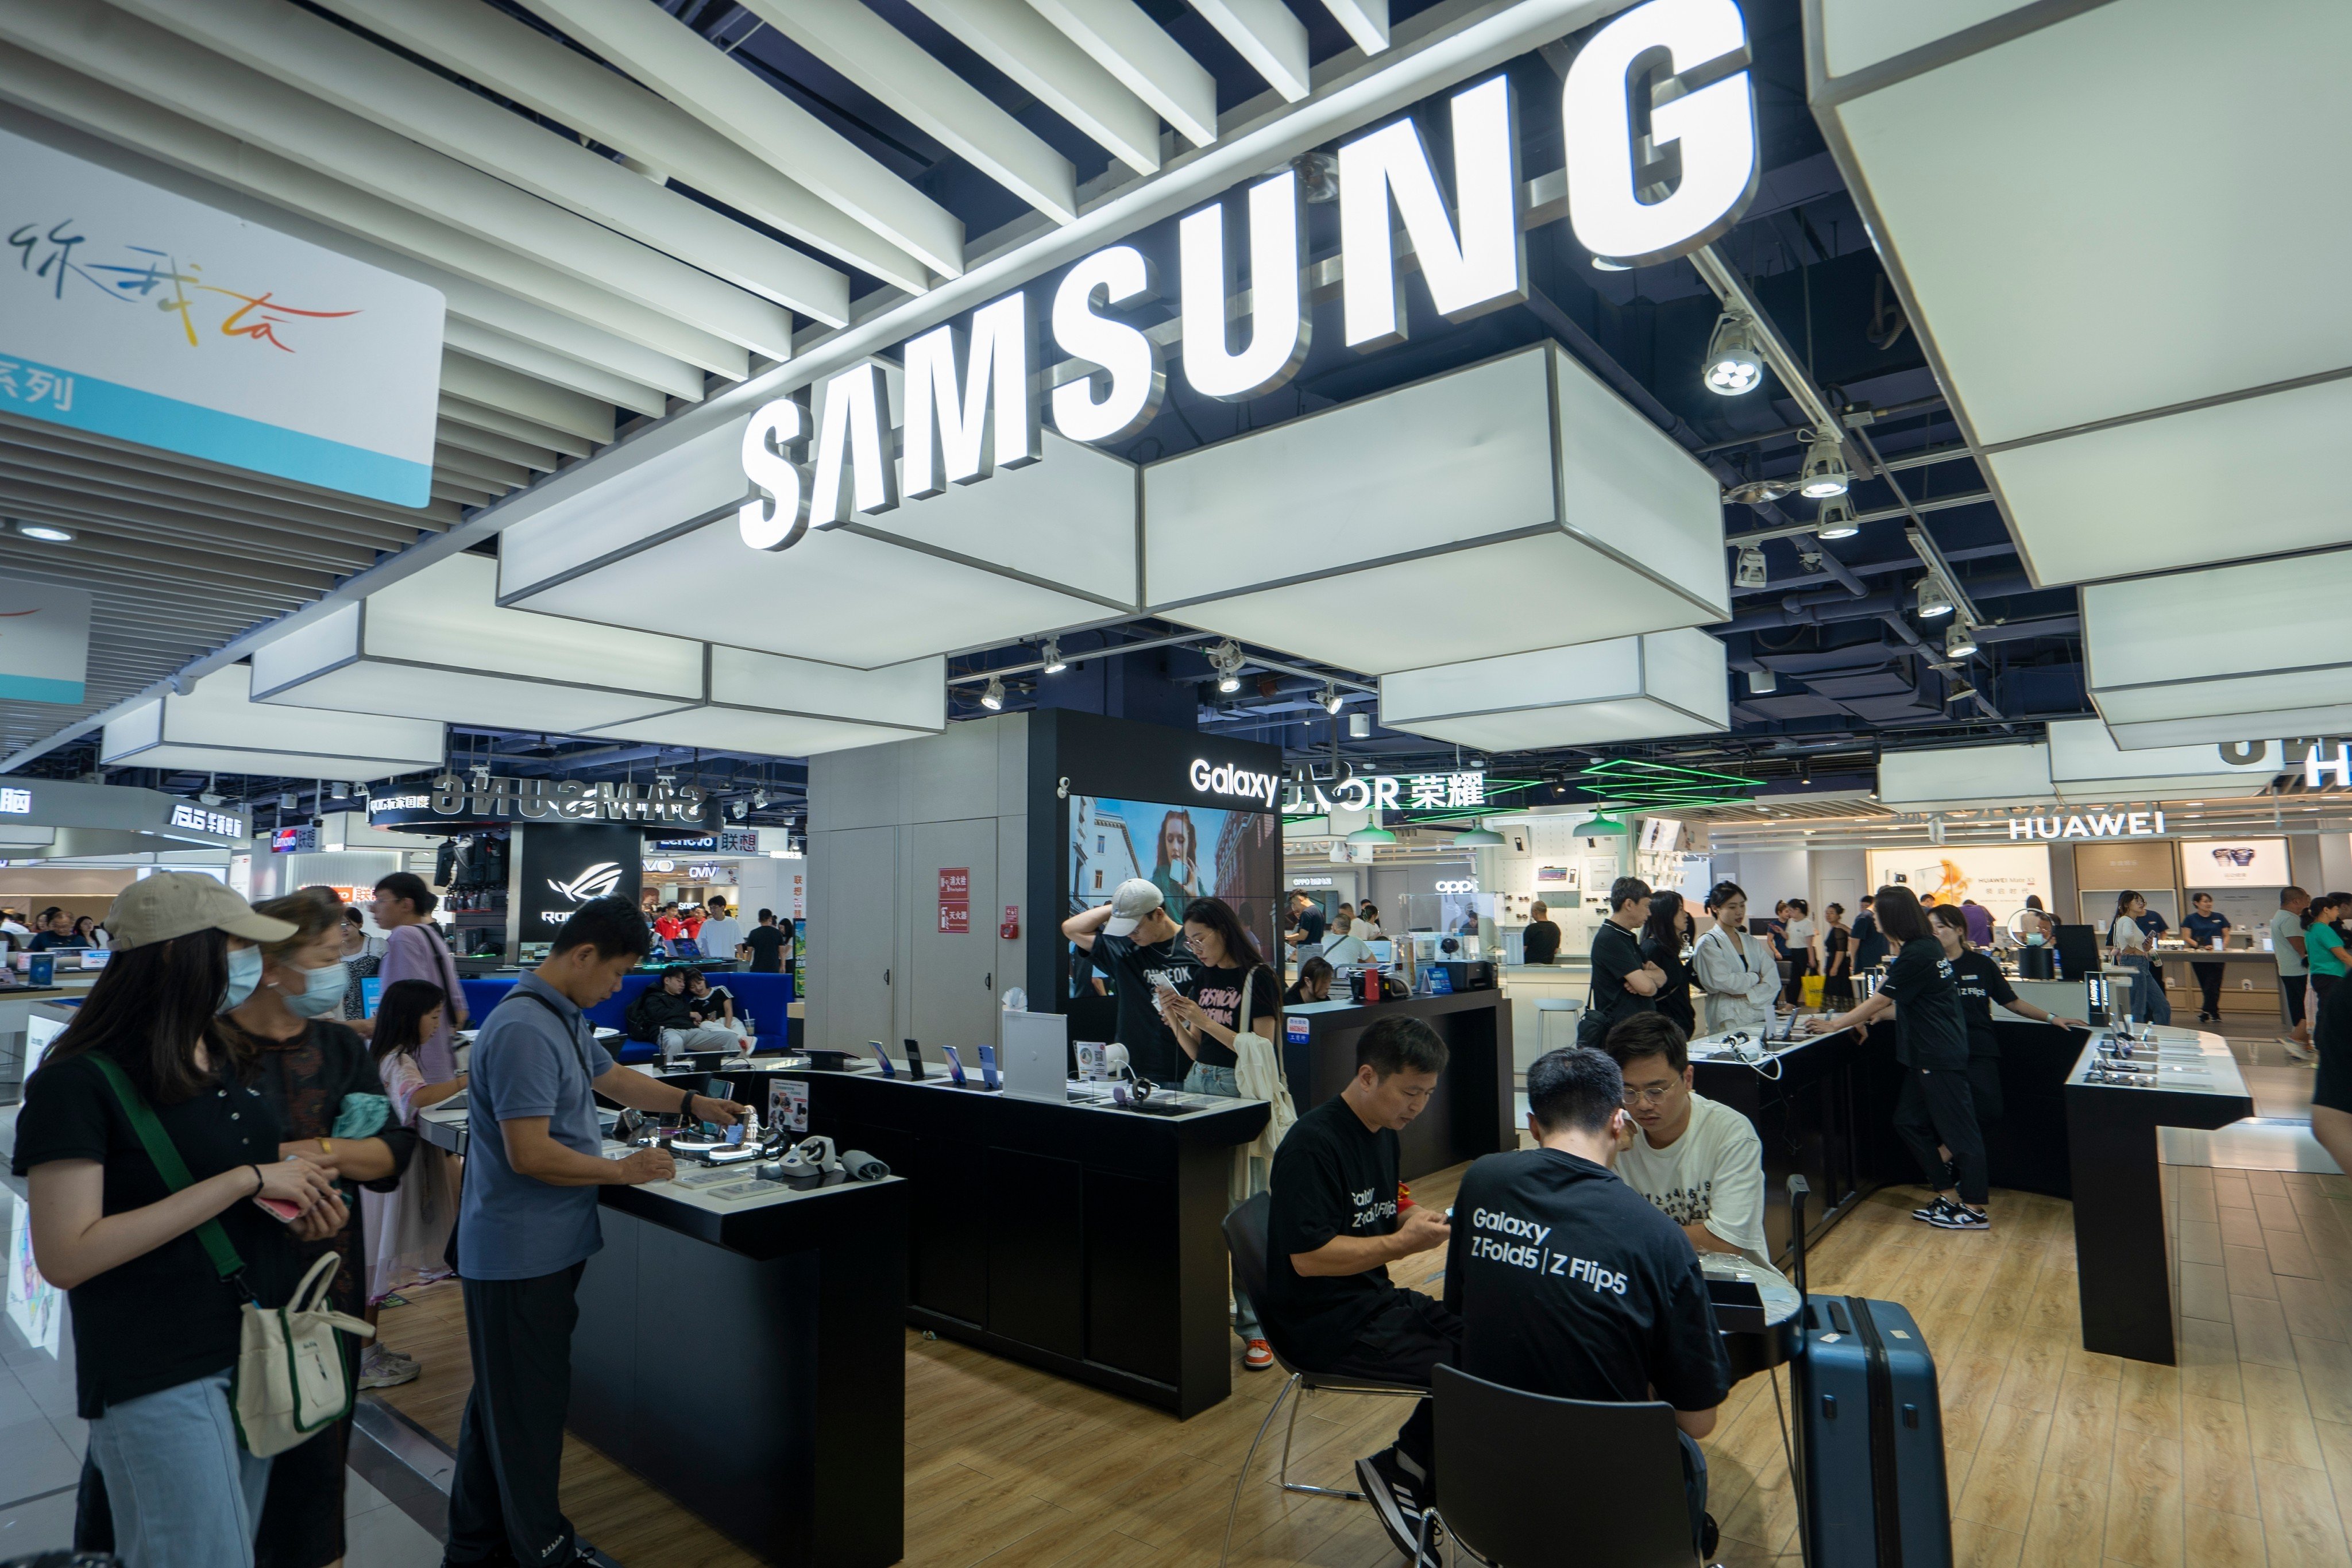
[1786,1180,1953,1568]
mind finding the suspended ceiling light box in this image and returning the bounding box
[1377,629,1728,751]
[2084,549,2352,749]
[1144,344,1726,674]
[101,665,443,780]
[2045,720,2276,802]
[1876,741,2050,811]
[1814,1,2352,586]
[571,645,945,758]
[495,414,1138,670]
[252,554,702,732]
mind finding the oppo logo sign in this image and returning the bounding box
[1434,879,1479,895]
[739,0,1757,551]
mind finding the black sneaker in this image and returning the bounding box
[1702,1512,1720,1559]
[1928,1203,1991,1231]
[1911,1196,1954,1223]
[1355,1449,1441,1565]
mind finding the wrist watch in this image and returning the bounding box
[679,1088,697,1119]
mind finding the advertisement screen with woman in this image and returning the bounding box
[1069,795,1283,959]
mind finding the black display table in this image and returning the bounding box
[1280,990,1514,1180]
[1690,1029,1867,1270]
[2063,1028,2254,1365]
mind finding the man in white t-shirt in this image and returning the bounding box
[696,895,745,961]
[2273,885,2313,1057]
[1602,1013,1769,1268]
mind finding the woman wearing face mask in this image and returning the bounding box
[17,874,342,1568]
[227,888,419,1568]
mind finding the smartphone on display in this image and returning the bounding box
[903,1039,927,1081]
[977,1044,1000,1091]
[869,1041,895,1078]
[942,1045,968,1086]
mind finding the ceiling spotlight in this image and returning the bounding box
[1207,639,1245,694]
[1318,683,1343,715]
[1590,253,1630,272]
[730,799,748,820]
[1040,638,1067,675]
[1748,668,1779,695]
[1945,620,1979,659]
[330,782,349,800]
[1735,546,1768,589]
[1700,310,1765,396]
[1348,713,1372,739]
[14,521,74,543]
[980,676,1005,711]
[1813,496,1859,539]
[1722,478,1795,507]
[1797,434,1851,499]
[1915,576,1955,619]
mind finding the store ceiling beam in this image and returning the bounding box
[0,460,424,558]
[438,353,617,449]
[905,0,1163,176]
[431,477,498,508]
[0,6,793,362]
[439,320,672,424]
[430,445,530,493]
[432,420,561,478]
[0,541,314,608]
[1723,491,1997,548]
[0,513,348,591]
[515,0,965,282]
[0,52,749,380]
[0,442,437,549]
[0,564,285,623]
[737,0,1079,226]
[1187,0,1312,102]
[315,0,929,299]
[437,398,594,466]
[1028,0,1221,148]
[107,0,851,331]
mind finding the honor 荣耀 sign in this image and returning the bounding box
[733,0,1760,553]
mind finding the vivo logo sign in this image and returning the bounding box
[739,0,1757,552]
[2010,812,2167,840]
[1189,758,1280,807]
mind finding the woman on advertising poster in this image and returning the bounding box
[1150,809,1206,921]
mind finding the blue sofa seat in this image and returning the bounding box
[458,970,795,1064]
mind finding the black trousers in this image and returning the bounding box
[2190,961,2225,1018]
[1314,1289,1462,1486]
[1894,1064,1987,1205]
[1966,1055,2005,1131]
[448,1262,588,1567]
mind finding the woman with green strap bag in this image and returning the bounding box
[13,874,345,1568]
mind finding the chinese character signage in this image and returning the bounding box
[2,129,443,506]
[0,787,30,814]
[938,867,970,934]
[0,580,88,705]
[1284,771,1490,816]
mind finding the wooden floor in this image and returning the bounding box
[372,1161,2352,1568]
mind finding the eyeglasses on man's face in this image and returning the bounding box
[1622,1082,1681,1107]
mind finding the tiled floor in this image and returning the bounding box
[0,1176,443,1567]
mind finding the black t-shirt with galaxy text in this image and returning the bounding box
[1262,1093,1402,1367]
[1444,1148,1732,1412]
[1090,931,1200,1084]
[1879,937,1971,1070]
[1949,949,2019,1060]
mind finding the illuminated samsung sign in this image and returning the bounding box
[737,0,1758,553]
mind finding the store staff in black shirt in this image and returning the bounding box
[1063,878,1199,1084]
[1520,902,1562,965]
[1585,877,1666,1042]
[1446,1045,1732,1557]
[741,909,791,973]
[1929,902,2083,1137]
[1809,885,1990,1229]
[1261,1015,1455,1566]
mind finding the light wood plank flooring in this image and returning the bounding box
[372,1162,2352,1568]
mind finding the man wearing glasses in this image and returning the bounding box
[1602,1014,1769,1268]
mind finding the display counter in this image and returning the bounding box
[416,1102,907,1568]
[2063,1026,2254,1365]
[656,1061,1269,1419]
[1281,989,1514,1180]
[1499,961,1587,1077]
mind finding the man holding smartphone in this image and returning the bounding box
[447,898,749,1568]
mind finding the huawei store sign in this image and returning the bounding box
[737,0,1759,553]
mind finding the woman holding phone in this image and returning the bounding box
[14,874,342,1568]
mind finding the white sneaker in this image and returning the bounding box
[2283,1038,2316,1063]
[358,1349,420,1389]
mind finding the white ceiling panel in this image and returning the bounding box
[1377,629,1727,750]
[1876,741,2051,809]
[2045,719,2276,801]
[101,665,443,779]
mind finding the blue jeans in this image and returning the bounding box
[1184,1061,1265,1342]
[85,1370,272,1568]
[2119,953,2171,1026]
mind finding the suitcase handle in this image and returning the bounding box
[1787,1173,1810,1306]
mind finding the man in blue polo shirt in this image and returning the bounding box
[447,898,748,1568]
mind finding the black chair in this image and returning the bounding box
[1426,1364,1705,1567]
[1216,1191,1428,1568]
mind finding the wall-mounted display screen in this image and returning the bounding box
[1867,845,2053,928]
[1069,794,1283,966]
[2178,837,2290,889]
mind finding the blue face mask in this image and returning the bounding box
[221,945,264,1013]
[283,959,349,1019]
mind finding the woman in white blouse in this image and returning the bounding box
[1692,881,1787,1032]
[2108,890,2172,1026]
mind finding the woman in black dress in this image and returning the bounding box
[1641,891,1698,1038]
[1821,903,1854,1007]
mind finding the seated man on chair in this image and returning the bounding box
[1261,1014,1457,1566]
[1604,1014,1770,1269]
[1446,1047,1733,1559]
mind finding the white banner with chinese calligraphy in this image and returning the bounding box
[1,128,443,505]
[0,578,88,704]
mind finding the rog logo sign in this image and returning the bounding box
[548,862,624,903]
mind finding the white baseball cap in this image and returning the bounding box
[1103,878,1165,937]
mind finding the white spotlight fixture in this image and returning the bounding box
[1796,434,1851,499]
[980,676,1005,710]
[1349,713,1372,739]
[1735,546,1768,589]
[14,521,74,543]
[730,799,748,820]
[1208,639,1245,694]
[1318,683,1343,715]
[1813,496,1859,539]
[1944,620,1979,659]
[1040,638,1068,674]
[1700,310,1764,395]
[752,789,768,809]
[1915,576,1955,619]
[1747,668,1778,695]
